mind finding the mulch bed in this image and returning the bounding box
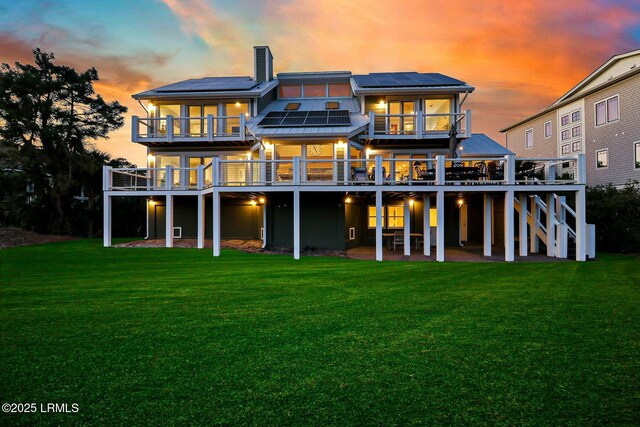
[0,227,74,249]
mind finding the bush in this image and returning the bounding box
[586,181,640,254]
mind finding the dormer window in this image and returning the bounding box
[325,101,340,110]
[285,103,301,111]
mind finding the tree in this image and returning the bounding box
[0,48,127,234]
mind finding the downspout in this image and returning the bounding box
[145,199,150,240]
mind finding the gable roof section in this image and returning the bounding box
[501,49,640,132]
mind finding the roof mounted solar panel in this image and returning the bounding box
[258,110,351,127]
[352,72,465,88]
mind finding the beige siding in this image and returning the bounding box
[505,112,557,158]
[584,74,640,187]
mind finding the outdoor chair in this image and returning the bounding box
[392,231,404,251]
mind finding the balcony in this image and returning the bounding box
[104,155,585,191]
[365,109,471,139]
[131,115,249,144]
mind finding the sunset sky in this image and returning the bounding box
[1,0,639,165]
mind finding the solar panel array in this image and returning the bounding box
[352,72,465,88]
[258,110,351,127]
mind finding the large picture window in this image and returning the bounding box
[595,95,619,126]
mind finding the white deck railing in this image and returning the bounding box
[367,110,470,139]
[104,154,585,191]
[132,114,247,142]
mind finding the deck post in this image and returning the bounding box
[530,195,540,253]
[197,164,204,190]
[483,194,492,256]
[546,193,556,257]
[131,116,139,143]
[374,156,383,185]
[504,189,514,261]
[375,189,383,261]
[505,154,516,184]
[519,193,528,257]
[435,155,445,185]
[207,114,214,141]
[239,114,246,140]
[212,190,221,257]
[368,111,375,139]
[436,190,445,262]
[197,194,205,249]
[166,194,174,248]
[293,190,300,260]
[464,109,471,138]
[575,187,587,261]
[423,194,430,256]
[166,115,174,143]
[103,193,111,247]
[403,194,411,256]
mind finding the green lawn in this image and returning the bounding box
[1,240,639,425]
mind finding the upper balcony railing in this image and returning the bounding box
[131,115,248,143]
[104,154,585,191]
[367,109,471,139]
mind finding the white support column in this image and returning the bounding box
[464,109,471,138]
[166,194,174,248]
[103,194,111,247]
[483,194,492,257]
[435,155,446,185]
[374,156,383,185]
[505,154,516,185]
[131,116,139,143]
[368,111,375,139]
[546,193,556,257]
[504,190,514,261]
[423,194,431,256]
[530,196,540,253]
[403,194,411,256]
[575,187,587,261]
[166,115,174,143]
[436,190,445,262]
[519,193,528,257]
[293,190,300,260]
[375,189,383,261]
[212,190,221,257]
[197,195,205,249]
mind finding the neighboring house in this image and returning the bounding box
[501,49,640,187]
[103,46,593,261]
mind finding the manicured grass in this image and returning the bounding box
[1,240,639,425]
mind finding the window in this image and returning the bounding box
[525,128,533,148]
[634,142,640,169]
[571,126,581,137]
[225,102,249,134]
[284,103,301,110]
[571,110,581,122]
[595,95,619,126]
[572,141,581,152]
[328,83,351,97]
[561,114,569,126]
[544,121,551,138]
[304,84,326,97]
[387,206,404,229]
[187,105,217,136]
[596,149,608,169]
[368,206,385,228]
[561,144,570,155]
[561,129,570,140]
[325,101,340,110]
[279,85,301,98]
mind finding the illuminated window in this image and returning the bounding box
[224,102,249,134]
[429,208,437,227]
[304,84,326,97]
[387,206,404,229]
[279,85,301,98]
[328,83,351,97]
[368,206,385,228]
[596,149,608,169]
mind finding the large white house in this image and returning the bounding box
[103,46,593,261]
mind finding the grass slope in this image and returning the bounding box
[1,240,639,425]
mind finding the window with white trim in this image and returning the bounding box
[571,126,581,137]
[561,129,570,140]
[572,141,581,152]
[561,114,569,126]
[571,110,581,122]
[561,144,570,155]
[595,95,619,126]
[596,149,608,169]
[525,128,533,148]
[387,206,404,229]
[544,121,551,138]
[634,142,640,169]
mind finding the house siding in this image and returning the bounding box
[505,112,557,159]
[584,75,640,187]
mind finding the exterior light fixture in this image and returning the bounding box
[147,154,156,167]
[245,112,249,117]
[345,197,352,203]
[378,100,386,107]
[235,102,241,107]
[258,197,266,204]
[148,102,155,112]
[457,192,464,207]
[337,140,345,146]
[409,199,415,206]
[250,200,257,206]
